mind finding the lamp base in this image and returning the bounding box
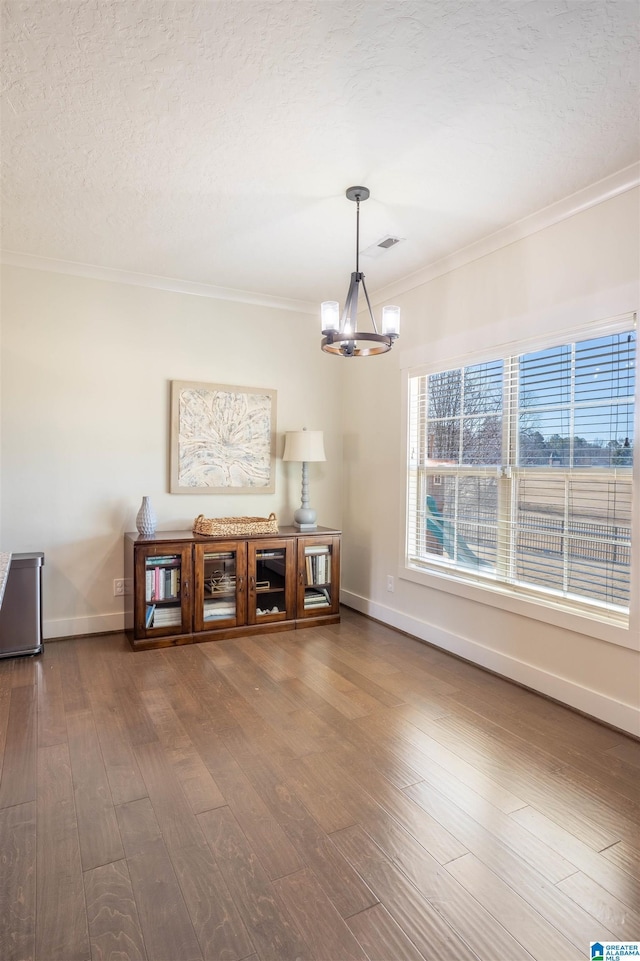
[293,505,317,530]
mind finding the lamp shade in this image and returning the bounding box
[283,430,326,462]
[382,305,400,337]
[321,301,340,334]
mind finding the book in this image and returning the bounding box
[152,609,182,626]
[204,600,236,619]
[304,587,330,608]
[304,597,330,608]
[300,548,332,585]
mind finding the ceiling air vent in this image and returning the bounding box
[378,236,401,249]
[361,235,405,259]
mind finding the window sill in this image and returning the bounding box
[402,561,637,651]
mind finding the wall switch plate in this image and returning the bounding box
[113,578,130,596]
[387,575,395,592]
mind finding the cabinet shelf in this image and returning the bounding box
[125,526,340,650]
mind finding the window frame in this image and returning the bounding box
[401,312,639,652]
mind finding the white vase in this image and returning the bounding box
[136,496,156,537]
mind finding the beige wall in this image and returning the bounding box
[0,266,343,638]
[341,189,640,736]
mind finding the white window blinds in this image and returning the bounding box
[406,323,635,618]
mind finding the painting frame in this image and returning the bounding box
[170,380,277,494]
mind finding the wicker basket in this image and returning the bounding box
[193,512,278,536]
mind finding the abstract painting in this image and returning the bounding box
[170,381,277,493]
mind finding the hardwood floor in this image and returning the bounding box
[0,606,638,961]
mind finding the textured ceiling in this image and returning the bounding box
[1,0,638,306]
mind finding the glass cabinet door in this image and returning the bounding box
[135,544,193,637]
[194,542,246,631]
[297,536,340,618]
[247,539,295,624]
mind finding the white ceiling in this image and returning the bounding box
[1,0,638,308]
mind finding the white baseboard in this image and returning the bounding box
[44,612,124,640]
[341,590,640,738]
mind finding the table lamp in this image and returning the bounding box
[283,428,326,530]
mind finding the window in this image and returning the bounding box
[406,321,636,622]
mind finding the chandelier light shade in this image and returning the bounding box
[321,186,400,357]
[282,428,326,530]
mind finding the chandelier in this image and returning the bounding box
[321,186,400,357]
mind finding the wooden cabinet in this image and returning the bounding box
[124,526,340,650]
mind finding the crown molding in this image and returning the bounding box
[0,251,316,314]
[373,162,640,306]
[2,163,637,310]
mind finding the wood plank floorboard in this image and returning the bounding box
[0,611,638,961]
[404,780,620,949]
[350,706,527,812]
[169,841,255,961]
[445,852,584,960]
[0,801,36,961]
[218,725,379,918]
[330,823,480,961]
[198,805,311,961]
[126,834,204,961]
[556,869,640,940]
[163,645,240,732]
[85,648,150,806]
[0,665,13,785]
[345,903,429,961]
[59,641,91,715]
[84,859,147,961]
[273,866,370,961]
[443,697,640,814]
[35,641,68,748]
[137,687,227,813]
[0,683,37,808]
[329,723,426,791]
[510,805,640,909]
[35,742,90,961]
[606,737,640,768]
[601,838,640,882]
[401,764,577,884]
[417,711,626,851]
[66,709,124,872]
[132,738,210,853]
[187,722,305,880]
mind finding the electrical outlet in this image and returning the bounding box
[387,574,395,592]
[113,578,126,596]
